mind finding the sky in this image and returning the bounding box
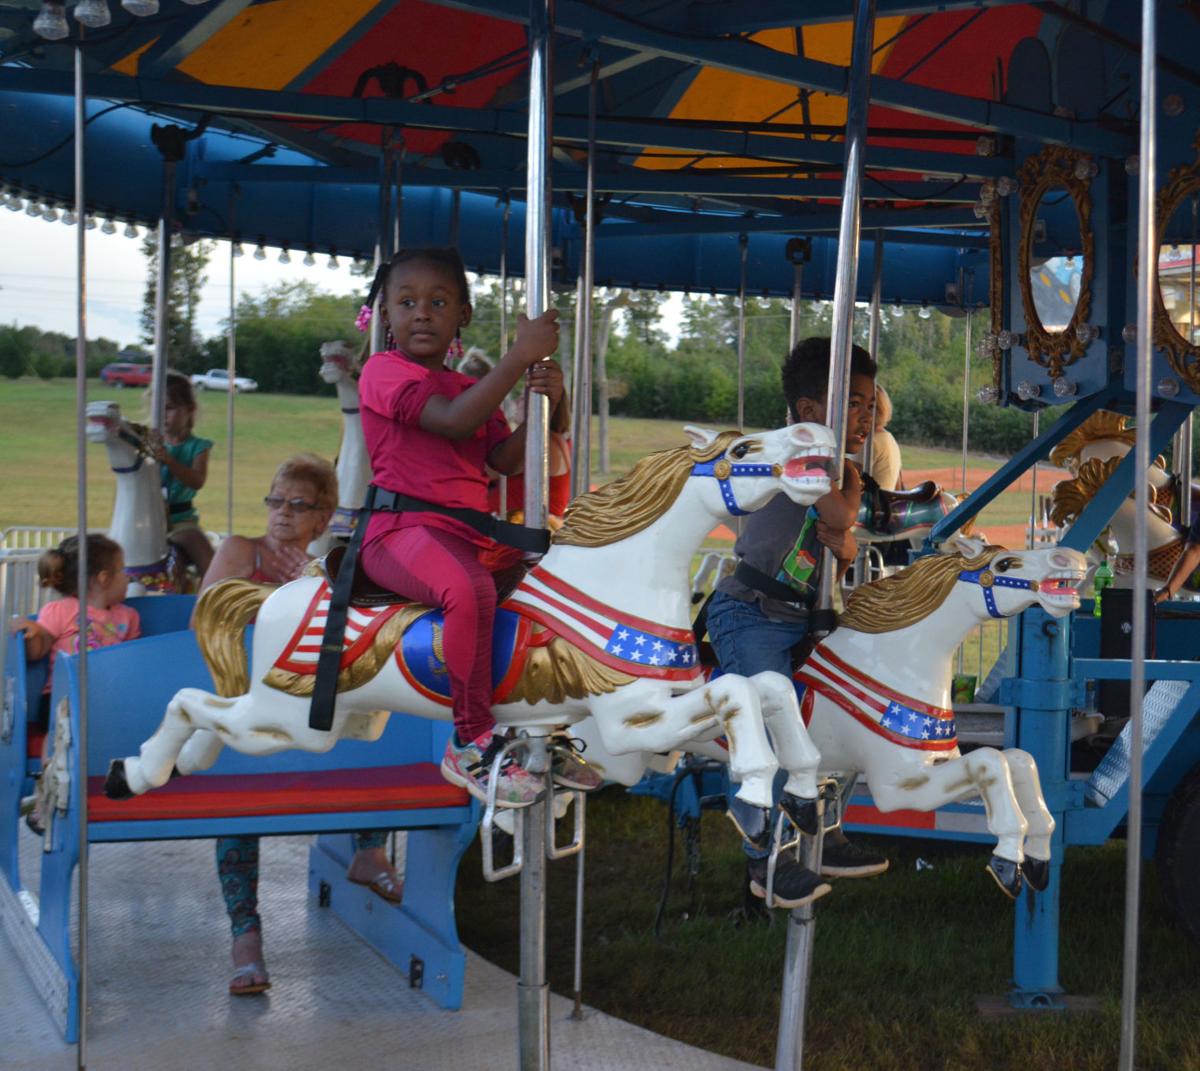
[0,207,685,352]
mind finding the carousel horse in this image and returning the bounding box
[86,400,182,594]
[308,341,371,556]
[853,479,960,546]
[104,424,839,837]
[1051,457,1185,588]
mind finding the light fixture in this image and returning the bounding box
[977,334,998,357]
[979,182,996,205]
[1125,155,1140,176]
[977,385,1001,404]
[84,215,97,230]
[253,243,267,261]
[1122,323,1138,344]
[918,302,932,320]
[1074,323,1098,345]
[975,135,997,157]
[997,329,1017,350]
[972,201,990,219]
[25,200,41,217]
[33,2,69,40]
[891,299,905,318]
[1052,377,1076,398]
[120,0,159,15]
[42,203,59,222]
[1074,157,1099,181]
[124,220,138,238]
[996,176,1019,197]
[101,217,117,235]
[278,246,291,265]
[353,256,370,273]
[62,209,76,225]
[1158,376,1182,398]
[231,241,244,258]
[1016,380,1041,401]
[73,0,111,27]
[303,249,316,267]
[327,251,340,270]
[5,194,22,212]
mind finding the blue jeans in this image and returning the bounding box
[706,590,809,860]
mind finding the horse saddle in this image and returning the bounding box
[320,544,529,608]
[857,479,944,535]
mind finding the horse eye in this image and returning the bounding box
[731,442,749,459]
[995,556,1021,572]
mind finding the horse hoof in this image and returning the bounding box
[726,796,772,852]
[780,793,820,836]
[987,855,1023,900]
[104,759,134,800]
[1021,856,1051,893]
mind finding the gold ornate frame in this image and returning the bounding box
[1016,146,1095,379]
[1153,137,1200,392]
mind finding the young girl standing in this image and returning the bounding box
[153,371,214,576]
[358,247,563,807]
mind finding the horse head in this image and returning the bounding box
[86,400,147,473]
[953,544,1088,621]
[683,423,836,518]
[319,340,357,385]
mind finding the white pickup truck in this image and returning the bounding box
[191,369,258,392]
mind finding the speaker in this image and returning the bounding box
[1097,588,1155,721]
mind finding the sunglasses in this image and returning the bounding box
[264,496,321,514]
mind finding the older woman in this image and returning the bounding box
[199,453,403,996]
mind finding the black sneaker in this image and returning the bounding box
[747,855,832,909]
[820,830,889,878]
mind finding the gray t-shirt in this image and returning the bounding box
[715,493,823,624]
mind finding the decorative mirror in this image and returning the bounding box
[1016,146,1095,378]
[1154,139,1200,390]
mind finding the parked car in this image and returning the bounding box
[191,369,258,392]
[98,361,152,388]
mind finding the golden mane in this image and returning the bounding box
[839,548,1006,634]
[1050,456,1172,528]
[553,430,742,549]
[1048,410,1136,471]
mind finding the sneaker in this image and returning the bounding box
[549,735,603,791]
[747,854,831,909]
[441,729,544,808]
[820,830,889,878]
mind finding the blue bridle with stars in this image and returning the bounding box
[956,565,1037,619]
[690,453,781,516]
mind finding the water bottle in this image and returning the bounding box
[1093,559,1114,617]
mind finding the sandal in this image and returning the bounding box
[229,962,271,996]
[348,869,404,905]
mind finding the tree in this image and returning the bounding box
[140,233,213,370]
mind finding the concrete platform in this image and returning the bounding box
[2,828,764,1070]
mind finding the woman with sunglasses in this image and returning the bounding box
[197,453,404,996]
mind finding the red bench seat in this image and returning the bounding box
[87,763,469,822]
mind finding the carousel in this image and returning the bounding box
[1,2,1199,1070]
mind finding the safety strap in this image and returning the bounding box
[369,487,550,554]
[734,559,810,606]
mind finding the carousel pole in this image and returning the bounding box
[570,56,598,501]
[788,243,805,356]
[150,163,175,432]
[225,189,238,537]
[777,3,875,1069]
[737,233,749,430]
[958,307,973,675]
[500,194,511,354]
[520,1,554,1067]
[856,233,883,584]
[1028,411,1040,548]
[371,129,398,355]
[1120,0,1156,1065]
[72,42,90,1071]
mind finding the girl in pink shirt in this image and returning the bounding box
[358,247,562,807]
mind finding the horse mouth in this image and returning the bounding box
[1041,573,1085,600]
[783,454,833,482]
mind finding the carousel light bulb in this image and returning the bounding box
[5,195,22,212]
[231,241,244,258]
[25,200,41,217]
[303,250,316,267]
[42,203,59,222]
[996,176,1019,197]
[1052,377,1076,398]
[918,302,932,320]
[1125,155,1140,176]
[85,214,96,230]
[1122,323,1138,344]
[121,0,158,15]
[1074,323,1098,345]
[1016,380,1041,401]
[73,0,111,27]
[979,182,996,205]
[124,220,138,238]
[1158,376,1181,398]
[977,385,1001,404]
[327,252,340,270]
[891,299,905,318]
[975,135,997,157]
[253,243,267,261]
[101,217,116,235]
[62,208,76,225]
[278,246,291,265]
[1074,157,1099,181]
[33,2,69,40]
[973,201,990,219]
[996,329,1017,350]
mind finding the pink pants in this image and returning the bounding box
[362,525,496,742]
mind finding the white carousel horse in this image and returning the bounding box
[105,424,838,835]
[799,537,1086,896]
[308,341,372,557]
[86,400,181,595]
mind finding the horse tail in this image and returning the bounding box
[193,579,272,697]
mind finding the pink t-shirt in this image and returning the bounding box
[36,597,141,692]
[359,349,511,549]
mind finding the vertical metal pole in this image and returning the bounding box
[789,260,804,356]
[450,188,461,248]
[521,3,553,1068]
[855,234,883,584]
[570,58,598,501]
[1179,414,1194,530]
[1121,0,1156,1064]
[225,195,237,537]
[961,310,973,495]
[815,0,875,620]
[500,194,511,354]
[737,234,749,429]
[1028,411,1040,548]
[150,162,175,431]
[73,45,90,1071]
[371,131,397,356]
[571,813,585,1020]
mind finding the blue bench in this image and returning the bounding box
[0,615,477,1042]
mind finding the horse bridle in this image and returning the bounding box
[690,452,781,516]
[110,424,152,473]
[956,565,1038,619]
